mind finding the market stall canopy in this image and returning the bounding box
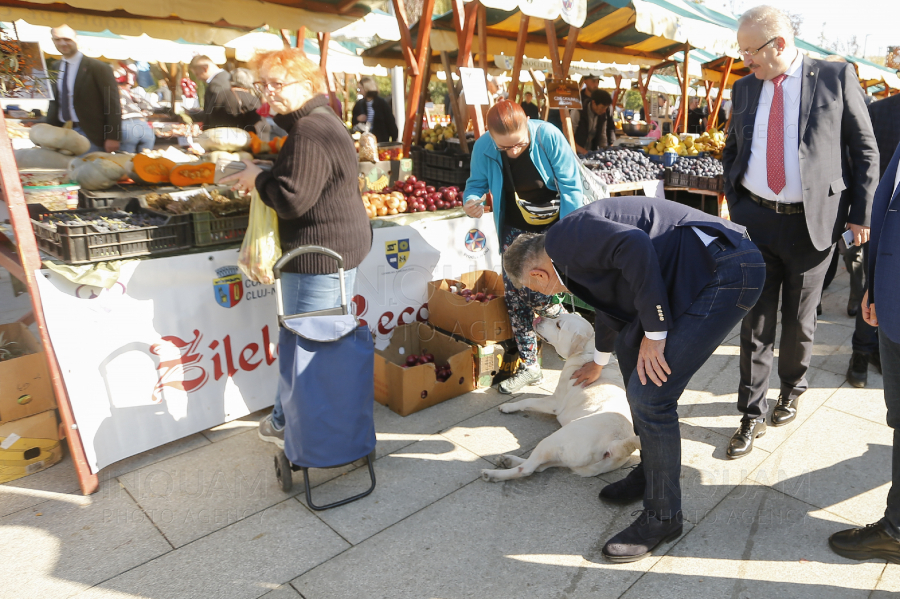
[331,8,400,43]
[363,0,741,70]
[846,56,900,90]
[493,54,639,79]
[224,31,284,62]
[301,38,388,76]
[0,0,380,45]
[7,20,226,63]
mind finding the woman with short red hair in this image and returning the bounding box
[463,100,585,394]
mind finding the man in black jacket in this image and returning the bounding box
[504,198,765,563]
[521,91,540,120]
[571,89,615,154]
[47,26,120,152]
[188,56,244,129]
[352,76,398,143]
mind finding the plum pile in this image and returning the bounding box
[40,211,168,232]
[403,351,454,382]
[450,286,498,303]
[581,148,664,183]
[671,156,724,177]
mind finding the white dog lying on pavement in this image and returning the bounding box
[481,313,640,482]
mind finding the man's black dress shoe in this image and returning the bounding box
[603,510,684,563]
[599,463,645,503]
[847,351,870,388]
[829,521,900,564]
[771,394,800,426]
[727,418,766,459]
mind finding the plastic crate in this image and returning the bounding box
[648,153,677,167]
[664,169,692,187]
[193,211,249,247]
[421,149,471,170]
[29,199,192,264]
[78,185,174,209]
[695,175,725,192]
[422,164,470,187]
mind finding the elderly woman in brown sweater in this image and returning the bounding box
[223,49,372,447]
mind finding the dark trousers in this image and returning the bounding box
[615,236,765,518]
[881,331,900,537]
[851,243,880,354]
[731,198,833,420]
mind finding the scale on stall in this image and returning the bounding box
[615,136,656,150]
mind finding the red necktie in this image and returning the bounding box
[767,73,788,195]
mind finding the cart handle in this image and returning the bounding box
[273,245,348,319]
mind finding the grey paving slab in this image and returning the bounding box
[825,382,887,427]
[98,433,211,480]
[294,471,693,599]
[873,563,900,597]
[0,479,171,599]
[621,484,884,599]
[201,408,271,443]
[116,429,348,548]
[372,385,511,458]
[305,434,489,545]
[749,406,893,526]
[0,453,81,517]
[259,584,302,598]
[76,500,349,599]
[440,397,560,463]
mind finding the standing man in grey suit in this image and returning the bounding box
[721,6,879,458]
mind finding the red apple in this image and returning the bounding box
[426,197,436,206]
[406,355,419,366]
[436,200,446,209]
[423,353,435,363]
[403,183,414,194]
[443,189,458,202]
[427,204,437,212]
[474,292,486,301]
[414,189,426,197]
[414,180,426,190]
[426,186,436,193]
[406,175,417,184]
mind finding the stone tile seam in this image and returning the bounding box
[119,481,177,551]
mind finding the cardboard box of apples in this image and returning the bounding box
[427,270,512,346]
[361,175,462,219]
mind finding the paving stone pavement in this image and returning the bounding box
[3,267,899,598]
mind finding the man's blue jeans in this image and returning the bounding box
[271,269,357,429]
[614,236,765,519]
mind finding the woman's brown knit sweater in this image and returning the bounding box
[256,95,372,274]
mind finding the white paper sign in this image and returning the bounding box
[560,0,587,27]
[459,67,490,106]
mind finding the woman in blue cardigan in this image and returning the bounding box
[463,101,584,393]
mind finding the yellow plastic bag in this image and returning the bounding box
[238,190,281,285]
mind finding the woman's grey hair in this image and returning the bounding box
[503,233,547,289]
[231,68,255,90]
[738,5,795,45]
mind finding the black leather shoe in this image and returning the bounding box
[829,521,900,564]
[599,463,645,503]
[847,351,869,388]
[847,299,859,317]
[772,394,800,426]
[603,510,684,563]
[726,418,766,459]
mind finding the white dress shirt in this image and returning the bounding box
[895,161,900,196]
[206,68,222,85]
[741,49,805,204]
[56,51,83,124]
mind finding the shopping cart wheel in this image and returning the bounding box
[275,451,293,492]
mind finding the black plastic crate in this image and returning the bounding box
[192,212,249,247]
[664,169,692,187]
[421,149,471,170]
[29,198,192,264]
[78,185,176,209]
[422,164,470,187]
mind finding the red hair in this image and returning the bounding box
[251,49,326,95]
[486,101,528,136]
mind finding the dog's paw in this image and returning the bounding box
[498,403,519,414]
[496,455,514,469]
[481,469,498,482]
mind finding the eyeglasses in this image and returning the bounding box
[494,133,530,152]
[253,80,302,94]
[740,37,778,58]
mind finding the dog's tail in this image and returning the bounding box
[604,435,641,460]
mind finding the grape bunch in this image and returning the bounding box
[42,211,168,232]
[671,156,724,178]
[581,148,664,183]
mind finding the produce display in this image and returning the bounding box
[151,122,200,139]
[195,128,251,152]
[145,190,250,216]
[402,351,454,382]
[19,169,71,187]
[68,153,132,191]
[448,286,498,303]
[361,176,462,218]
[29,123,91,156]
[581,148,664,184]
[14,147,74,170]
[378,147,403,161]
[647,132,724,158]
[169,163,216,187]
[133,154,177,184]
[36,210,168,232]
[691,130,726,158]
[670,156,725,177]
[420,123,457,150]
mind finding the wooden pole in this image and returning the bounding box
[297,27,306,55]
[280,29,292,48]
[509,14,530,104]
[453,0,484,138]
[681,43,690,134]
[478,2,488,74]
[392,0,436,154]
[708,56,733,131]
[611,74,623,108]
[544,19,576,151]
[441,51,469,154]
[413,46,433,148]
[391,0,420,76]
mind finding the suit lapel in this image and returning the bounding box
[798,55,818,140]
[738,77,763,166]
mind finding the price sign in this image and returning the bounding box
[546,80,583,109]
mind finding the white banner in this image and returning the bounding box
[37,214,499,472]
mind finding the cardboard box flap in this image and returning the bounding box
[426,271,512,345]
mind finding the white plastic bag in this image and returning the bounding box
[238,190,281,284]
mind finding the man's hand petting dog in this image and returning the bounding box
[571,362,602,387]
[637,337,670,387]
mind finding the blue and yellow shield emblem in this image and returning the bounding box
[385,239,410,270]
[213,266,243,308]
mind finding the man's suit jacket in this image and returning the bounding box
[867,94,900,178]
[722,55,879,251]
[47,56,121,147]
[351,95,398,143]
[867,143,900,341]
[544,198,747,353]
[203,71,244,129]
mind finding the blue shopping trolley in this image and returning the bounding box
[272,245,376,510]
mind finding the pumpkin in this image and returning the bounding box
[82,152,134,176]
[29,123,91,156]
[14,147,74,170]
[268,136,287,154]
[69,156,128,190]
[206,151,253,164]
[169,163,216,187]
[248,132,263,155]
[132,154,177,184]
[195,127,251,152]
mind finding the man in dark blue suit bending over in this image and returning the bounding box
[829,142,900,563]
[503,197,765,563]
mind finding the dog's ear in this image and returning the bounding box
[559,319,591,357]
